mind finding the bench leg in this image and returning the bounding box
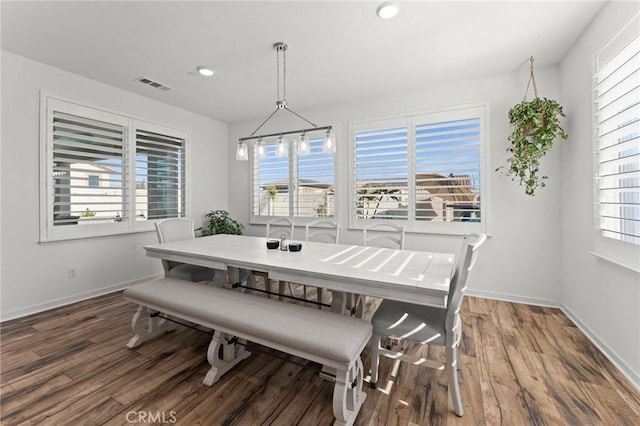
[203,330,252,386]
[332,357,367,426]
[126,306,174,349]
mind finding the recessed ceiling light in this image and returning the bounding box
[376,2,399,19]
[197,66,214,77]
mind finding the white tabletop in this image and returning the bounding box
[144,234,454,307]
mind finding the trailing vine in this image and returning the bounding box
[497,58,568,196]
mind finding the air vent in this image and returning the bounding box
[135,77,172,91]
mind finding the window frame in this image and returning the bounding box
[348,103,489,235]
[591,12,640,271]
[249,130,337,225]
[39,93,191,243]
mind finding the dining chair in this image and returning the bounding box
[369,233,486,416]
[303,219,340,307]
[363,222,405,249]
[260,217,295,298]
[155,218,216,282]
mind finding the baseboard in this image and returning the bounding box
[0,273,164,322]
[466,288,561,308]
[561,303,640,392]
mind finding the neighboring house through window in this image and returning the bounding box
[41,95,188,241]
[350,104,488,234]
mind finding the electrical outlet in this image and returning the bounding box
[68,267,77,278]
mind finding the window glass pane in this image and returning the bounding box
[595,33,640,246]
[354,125,409,219]
[135,129,185,221]
[52,112,125,226]
[296,136,334,218]
[252,134,335,219]
[415,117,481,222]
[254,142,290,217]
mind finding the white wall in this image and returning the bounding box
[0,51,229,320]
[559,1,640,387]
[228,66,564,307]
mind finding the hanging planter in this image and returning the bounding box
[497,57,568,196]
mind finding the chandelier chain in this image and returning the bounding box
[276,47,280,102]
[283,47,287,103]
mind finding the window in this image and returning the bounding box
[350,105,487,234]
[40,95,188,241]
[251,135,335,222]
[593,13,640,268]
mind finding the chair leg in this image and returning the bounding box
[446,346,464,416]
[316,288,324,309]
[370,334,381,388]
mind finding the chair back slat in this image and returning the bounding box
[306,219,340,243]
[155,218,195,243]
[266,217,295,240]
[363,222,405,249]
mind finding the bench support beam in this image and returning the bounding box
[203,330,252,386]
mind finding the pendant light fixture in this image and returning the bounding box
[236,42,334,161]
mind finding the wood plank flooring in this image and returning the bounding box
[1,283,639,425]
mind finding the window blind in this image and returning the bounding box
[252,136,335,219]
[253,143,290,217]
[594,32,640,245]
[414,117,481,222]
[295,137,335,217]
[51,111,126,226]
[135,129,185,221]
[350,106,484,231]
[353,123,409,219]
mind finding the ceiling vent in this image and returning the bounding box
[135,77,172,91]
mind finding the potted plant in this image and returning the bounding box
[197,210,245,236]
[497,58,568,196]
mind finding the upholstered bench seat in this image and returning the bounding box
[123,277,371,426]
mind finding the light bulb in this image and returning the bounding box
[297,134,311,155]
[256,139,267,159]
[276,136,288,157]
[323,130,336,153]
[235,141,248,161]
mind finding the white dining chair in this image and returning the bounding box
[303,219,340,307]
[369,233,486,416]
[155,218,216,282]
[363,222,405,249]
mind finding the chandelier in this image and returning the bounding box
[236,42,335,161]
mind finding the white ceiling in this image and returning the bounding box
[1,1,605,124]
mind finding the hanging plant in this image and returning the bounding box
[497,57,568,196]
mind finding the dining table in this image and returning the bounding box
[143,234,455,313]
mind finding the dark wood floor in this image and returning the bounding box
[1,282,639,425]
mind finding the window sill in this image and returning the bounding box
[39,229,155,245]
[589,251,640,274]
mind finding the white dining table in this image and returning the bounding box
[143,234,455,310]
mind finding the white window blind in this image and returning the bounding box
[251,135,335,221]
[41,95,190,241]
[135,129,185,221]
[51,111,127,226]
[353,120,409,219]
[414,116,481,223]
[594,28,640,246]
[350,106,485,234]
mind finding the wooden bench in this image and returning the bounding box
[123,278,371,426]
